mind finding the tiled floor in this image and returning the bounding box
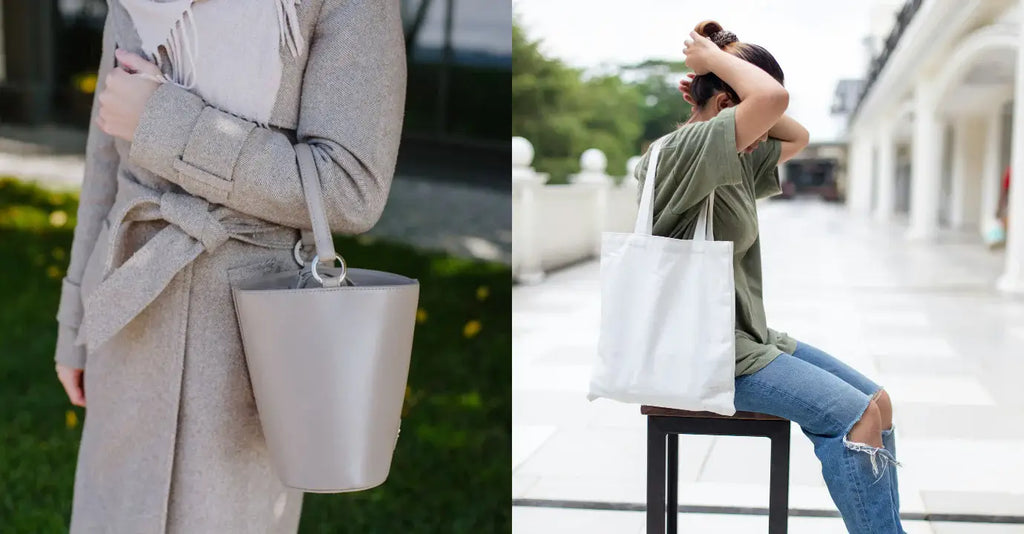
[513,507,1024,533]
[512,199,1024,531]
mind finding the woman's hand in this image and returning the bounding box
[683,31,721,75]
[678,72,697,106]
[95,48,163,142]
[56,363,86,407]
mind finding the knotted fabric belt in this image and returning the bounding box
[75,179,297,353]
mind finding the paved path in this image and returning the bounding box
[512,198,1024,533]
[1,151,510,264]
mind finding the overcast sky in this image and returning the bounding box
[513,0,878,143]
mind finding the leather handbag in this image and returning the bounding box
[230,142,420,493]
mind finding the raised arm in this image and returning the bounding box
[54,11,121,371]
[767,114,809,164]
[126,0,407,232]
[684,30,789,152]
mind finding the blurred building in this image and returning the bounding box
[0,0,510,186]
[843,0,1024,293]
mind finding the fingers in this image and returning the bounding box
[114,48,162,76]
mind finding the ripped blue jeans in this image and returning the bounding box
[734,340,905,534]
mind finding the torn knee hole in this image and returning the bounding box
[842,433,902,481]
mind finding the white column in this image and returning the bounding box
[960,119,986,230]
[948,119,985,229]
[847,133,874,214]
[907,81,944,240]
[874,122,897,222]
[998,17,1024,294]
[979,113,1004,233]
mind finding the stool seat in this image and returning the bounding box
[640,405,788,421]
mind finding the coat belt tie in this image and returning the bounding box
[76,179,296,353]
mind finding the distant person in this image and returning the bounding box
[51,2,406,532]
[990,166,1011,248]
[634,20,904,533]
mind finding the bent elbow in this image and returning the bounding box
[767,88,789,115]
[323,172,391,235]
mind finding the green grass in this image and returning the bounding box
[0,177,511,533]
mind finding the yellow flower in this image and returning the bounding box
[475,286,489,301]
[47,265,62,279]
[65,410,78,429]
[49,210,68,227]
[463,320,482,338]
[416,308,428,324]
[78,74,98,94]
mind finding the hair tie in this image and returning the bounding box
[709,30,738,48]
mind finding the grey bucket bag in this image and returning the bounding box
[230,142,420,493]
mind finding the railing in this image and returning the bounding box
[511,137,641,283]
[851,0,924,117]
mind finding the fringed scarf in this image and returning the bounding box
[119,0,305,128]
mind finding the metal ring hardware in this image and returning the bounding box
[293,239,310,267]
[310,253,348,287]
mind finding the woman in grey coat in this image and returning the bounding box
[51,0,406,531]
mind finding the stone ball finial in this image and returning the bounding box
[580,148,607,173]
[626,156,641,178]
[512,137,534,168]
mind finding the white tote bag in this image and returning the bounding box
[587,138,737,415]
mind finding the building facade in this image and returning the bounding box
[845,0,1024,293]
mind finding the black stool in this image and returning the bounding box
[642,406,791,533]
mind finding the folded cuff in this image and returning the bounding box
[128,81,205,186]
[56,277,84,328]
[128,81,255,207]
[54,277,86,368]
[54,322,86,369]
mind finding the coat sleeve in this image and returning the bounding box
[126,0,407,233]
[54,11,121,369]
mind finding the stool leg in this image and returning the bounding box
[647,417,666,534]
[666,433,679,534]
[768,422,790,534]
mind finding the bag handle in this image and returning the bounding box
[693,190,715,242]
[634,138,715,241]
[295,143,347,287]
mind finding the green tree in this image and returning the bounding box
[512,19,691,184]
[622,59,693,153]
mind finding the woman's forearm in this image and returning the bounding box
[769,115,809,144]
[702,46,788,151]
[771,114,810,163]
[706,49,787,106]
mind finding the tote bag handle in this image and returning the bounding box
[634,138,716,241]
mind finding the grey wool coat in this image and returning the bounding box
[52,1,406,532]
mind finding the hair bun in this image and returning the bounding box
[694,20,738,48]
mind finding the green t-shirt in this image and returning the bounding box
[634,106,797,377]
